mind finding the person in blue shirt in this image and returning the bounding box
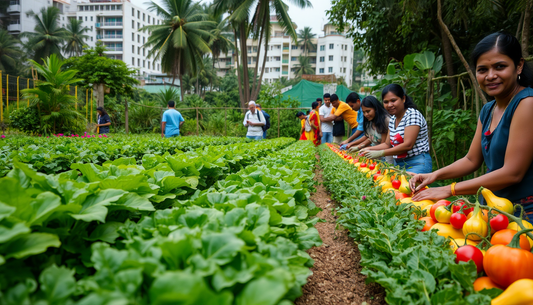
[340,92,364,148]
[161,100,185,138]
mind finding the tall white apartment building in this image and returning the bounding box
[6,0,163,76]
[215,19,354,86]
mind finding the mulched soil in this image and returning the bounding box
[295,160,387,305]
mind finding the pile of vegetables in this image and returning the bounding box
[322,143,533,304]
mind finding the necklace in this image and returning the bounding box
[488,86,520,133]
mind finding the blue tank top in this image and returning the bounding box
[480,87,533,202]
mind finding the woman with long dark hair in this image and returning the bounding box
[96,106,111,134]
[345,96,393,163]
[409,32,533,221]
[360,84,432,173]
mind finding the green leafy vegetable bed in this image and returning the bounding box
[0,135,251,177]
[0,140,322,304]
[318,145,498,304]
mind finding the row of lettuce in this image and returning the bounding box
[0,135,250,177]
[319,144,502,304]
[0,139,322,304]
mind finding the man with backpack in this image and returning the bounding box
[243,101,266,140]
[256,103,270,139]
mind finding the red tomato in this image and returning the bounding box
[373,174,382,181]
[450,213,467,229]
[490,214,509,232]
[455,245,484,273]
[452,200,473,215]
[395,191,410,200]
[430,200,451,222]
[369,164,376,170]
[360,163,367,168]
[392,180,401,189]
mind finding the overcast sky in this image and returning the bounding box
[130,0,334,36]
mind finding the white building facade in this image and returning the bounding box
[215,20,354,86]
[6,0,162,77]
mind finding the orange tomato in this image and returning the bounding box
[419,217,437,232]
[467,209,489,222]
[491,229,531,251]
[473,276,503,291]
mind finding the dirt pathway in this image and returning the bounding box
[295,165,386,305]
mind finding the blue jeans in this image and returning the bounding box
[247,135,263,140]
[263,130,267,139]
[394,152,432,174]
[321,132,333,143]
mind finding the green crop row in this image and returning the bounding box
[0,135,251,177]
[0,140,321,304]
[318,145,498,305]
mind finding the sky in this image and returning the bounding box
[130,0,333,36]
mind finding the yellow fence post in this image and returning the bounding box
[86,89,88,121]
[17,76,19,109]
[27,78,29,106]
[90,89,93,123]
[6,74,8,109]
[0,72,3,122]
[75,86,77,110]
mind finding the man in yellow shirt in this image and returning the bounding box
[321,93,359,136]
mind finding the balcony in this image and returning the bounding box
[7,4,21,13]
[95,23,101,28]
[102,35,123,39]
[104,21,123,26]
[282,71,288,75]
[225,62,232,66]
[8,24,21,32]
[282,47,289,52]
[105,47,123,52]
[282,59,289,64]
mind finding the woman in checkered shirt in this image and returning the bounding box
[409,32,533,223]
[360,84,432,174]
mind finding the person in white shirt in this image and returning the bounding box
[319,94,334,143]
[243,101,266,140]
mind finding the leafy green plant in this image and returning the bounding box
[9,107,42,135]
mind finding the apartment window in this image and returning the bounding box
[132,33,134,40]
[137,22,140,29]
[148,16,150,23]
[329,43,334,49]
[95,5,99,11]
[132,21,134,28]
[137,47,140,55]
[247,46,251,53]
[143,13,145,21]
[90,26,93,31]
[328,67,333,73]
[275,57,280,61]
[319,56,325,62]
[275,68,280,72]
[137,35,140,43]
[143,60,145,68]
[148,61,150,69]
[90,16,93,21]
[270,46,273,50]
[319,45,325,51]
[132,46,134,53]
[143,48,145,56]
[319,68,324,73]
[158,64,160,70]
[329,55,333,61]
[343,68,346,73]
[291,45,298,50]
[345,45,348,50]
[132,8,135,16]
[78,16,82,21]
[266,57,269,62]
[138,58,140,66]
[340,67,342,73]
[248,57,251,64]
[106,5,110,11]
[132,57,135,65]
[90,5,94,11]
[91,37,93,41]
[117,5,122,10]
[291,57,296,61]
[143,37,145,44]
[85,16,87,21]
[137,10,140,19]
[253,46,257,52]
[79,6,83,11]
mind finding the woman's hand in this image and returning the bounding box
[409,173,437,193]
[411,186,451,201]
[340,139,349,145]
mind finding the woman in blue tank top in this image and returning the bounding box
[408,32,533,222]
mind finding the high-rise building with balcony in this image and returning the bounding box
[214,19,354,86]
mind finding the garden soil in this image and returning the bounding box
[295,161,386,305]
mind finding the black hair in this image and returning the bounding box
[346,92,361,104]
[96,106,108,116]
[330,94,339,102]
[381,84,417,110]
[361,96,389,135]
[296,111,305,117]
[168,100,175,107]
[471,31,533,88]
[306,110,310,115]
[323,93,331,99]
[311,101,319,109]
[316,98,322,102]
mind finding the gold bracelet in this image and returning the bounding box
[450,182,457,196]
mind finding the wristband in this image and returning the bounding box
[450,182,457,196]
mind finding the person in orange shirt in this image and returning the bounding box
[320,93,359,136]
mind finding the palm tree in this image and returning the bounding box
[213,0,312,107]
[297,27,316,56]
[293,55,314,77]
[142,0,215,102]
[21,6,67,64]
[155,87,181,107]
[22,54,85,134]
[0,29,21,74]
[64,18,89,57]
[202,4,234,69]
